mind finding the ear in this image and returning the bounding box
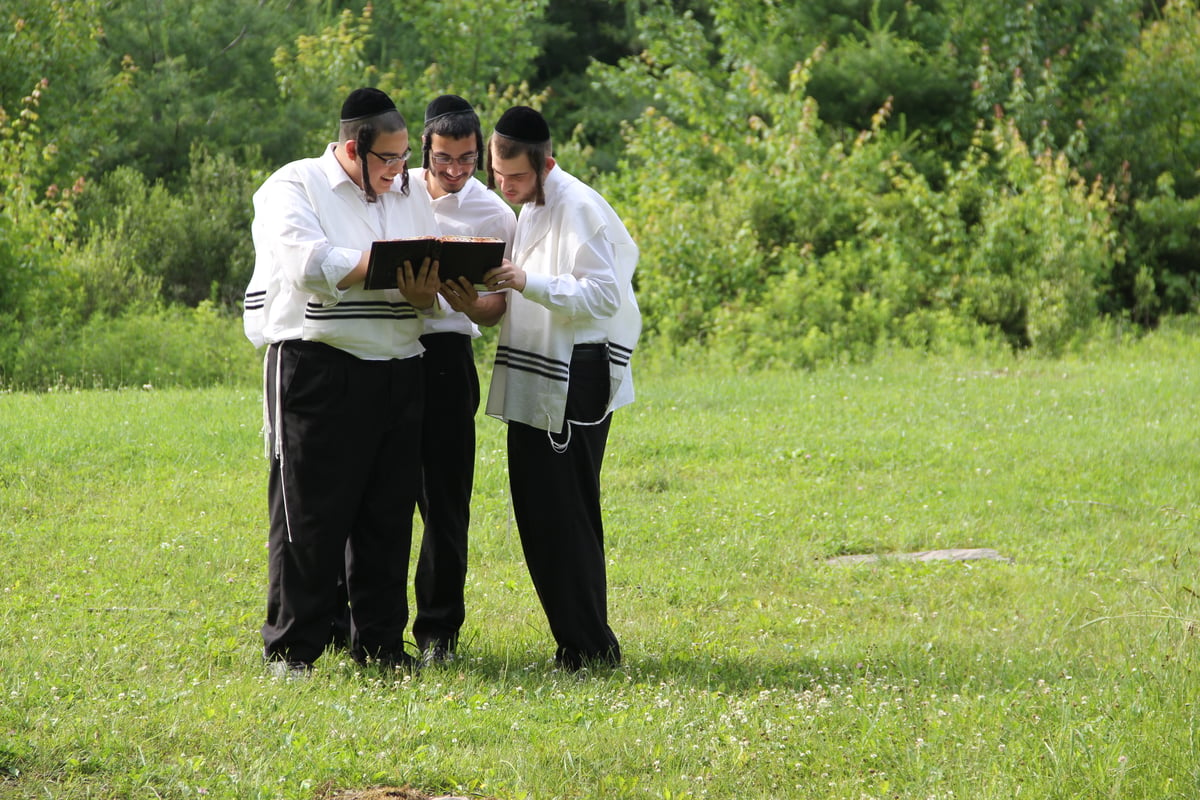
[344,138,360,161]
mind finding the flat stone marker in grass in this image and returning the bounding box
[825,547,1013,566]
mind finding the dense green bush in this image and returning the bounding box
[702,120,1117,367]
[1,143,262,390]
[597,17,1119,367]
[6,302,260,390]
[1088,0,1200,317]
[2,0,1197,389]
[0,82,80,386]
[1122,180,1200,319]
[72,147,260,309]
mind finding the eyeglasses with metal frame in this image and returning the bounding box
[430,152,479,167]
[368,148,411,167]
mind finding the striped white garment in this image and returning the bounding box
[243,143,442,361]
[485,165,641,434]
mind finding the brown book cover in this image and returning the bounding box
[363,236,505,290]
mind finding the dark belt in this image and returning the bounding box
[282,338,419,363]
[280,339,356,361]
[420,331,470,344]
[572,343,610,362]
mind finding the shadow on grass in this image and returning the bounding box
[438,649,834,692]
[431,640,1051,695]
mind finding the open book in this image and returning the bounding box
[363,236,506,291]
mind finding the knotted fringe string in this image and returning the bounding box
[548,415,608,454]
[260,351,272,459]
[262,343,295,542]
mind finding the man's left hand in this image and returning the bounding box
[440,277,507,326]
[483,259,526,293]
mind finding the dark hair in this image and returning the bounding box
[339,109,410,200]
[487,133,553,206]
[422,110,484,171]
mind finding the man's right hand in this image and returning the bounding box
[398,256,441,310]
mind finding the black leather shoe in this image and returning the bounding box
[419,643,455,668]
[265,658,313,680]
[375,652,420,673]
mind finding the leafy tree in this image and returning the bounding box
[269,6,379,158]
[1089,0,1200,196]
[702,114,1119,366]
[1088,0,1200,318]
[115,0,314,181]
[960,0,1144,154]
[0,0,1191,386]
[69,146,261,311]
[1,1,100,107]
[530,0,640,165]
[593,7,830,342]
[270,0,551,156]
[1,0,108,194]
[0,80,83,382]
[374,0,547,94]
[714,0,967,146]
[595,1,1120,364]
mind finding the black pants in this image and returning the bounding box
[412,332,480,651]
[261,340,423,666]
[507,347,620,669]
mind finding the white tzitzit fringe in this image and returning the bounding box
[548,414,607,454]
[261,343,295,542]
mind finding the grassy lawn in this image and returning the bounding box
[2,330,1198,799]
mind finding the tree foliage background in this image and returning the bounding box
[1,0,1197,387]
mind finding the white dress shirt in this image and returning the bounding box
[411,168,517,337]
[244,144,441,360]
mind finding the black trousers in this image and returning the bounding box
[261,340,423,666]
[507,347,620,669]
[412,332,480,651]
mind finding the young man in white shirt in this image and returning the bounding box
[481,106,642,671]
[244,88,440,676]
[408,95,516,665]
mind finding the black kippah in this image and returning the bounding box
[340,88,397,122]
[425,94,474,124]
[494,106,550,143]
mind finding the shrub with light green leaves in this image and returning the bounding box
[0,81,82,384]
[7,302,260,390]
[596,20,1120,367]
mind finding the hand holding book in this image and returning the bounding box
[396,255,440,311]
[479,257,526,293]
[363,236,506,291]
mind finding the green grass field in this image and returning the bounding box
[2,330,1198,799]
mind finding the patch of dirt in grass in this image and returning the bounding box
[326,787,490,800]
